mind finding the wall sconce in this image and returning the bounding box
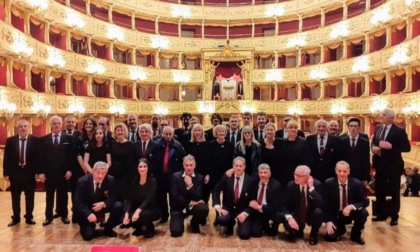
[288,105,302,117]
[10,33,34,59]
[331,103,346,118]
[154,104,169,117]
[265,5,285,17]
[309,68,328,80]
[69,100,85,118]
[286,34,307,49]
[47,48,66,69]
[130,67,147,82]
[370,7,390,27]
[151,35,169,50]
[66,10,85,30]
[27,0,49,14]
[32,101,51,119]
[389,46,411,66]
[107,25,125,42]
[198,101,215,114]
[87,61,105,75]
[0,97,17,119]
[265,69,282,82]
[110,104,126,117]
[240,101,256,114]
[330,22,349,39]
[173,71,190,83]
[402,103,420,119]
[405,0,420,10]
[171,5,192,18]
[370,99,388,117]
[352,56,371,74]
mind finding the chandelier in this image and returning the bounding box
[370,99,388,117]
[240,101,256,114]
[286,34,306,49]
[402,103,420,119]
[265,69,282,82]
[352,56,371,74]
[288,105,302,118]
[330,22,349,39]
[154,104,169,117]
[66,10,85,30]
[107,25,125,42]
[10,33,34,59]
[87,61,106,75]
[69,100,86,118]
[27,0,49,14]
[370,7,390,27]
[47,49,66,69]
[110,104,126,117]
[0,97,17,119]
[198,101,215,114]
[389,46,411,67]
[331,103,346,118]
[32,101,51,119]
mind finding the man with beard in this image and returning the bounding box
[205,113,222,141]
[254,112,267,141]
[151,114,160,137]
[174,112,192,140]
[127,114,140,142]
[328,120,340,137]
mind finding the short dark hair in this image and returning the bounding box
[347,117,361,126]
[256,112,267,118]
[211,113,222,121]
[180,112,192,120]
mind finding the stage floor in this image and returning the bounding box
[0,192,419,252]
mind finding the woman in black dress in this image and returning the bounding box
[280,119,308,186]
[234,125,261,176]
[260,122,283,183]
[84,126,111,173]
[123,158,160,238]
[109,123,133,201]
[184,123,211,204]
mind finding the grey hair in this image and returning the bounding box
[232,156,246,166]
[335,160,350,171]
[258,163,271,172]
[295,165,311,176]
[183,154,196,165]
[93,161,109,170]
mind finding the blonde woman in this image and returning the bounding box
[234,126,261,176]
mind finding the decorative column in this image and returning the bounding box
[44,69,53,93]
[87,35,93,57]
[274,83,278,101]
[402,66,412,93]
[131,82,138,100]
[406,17,413,40]
[5,58,14,88]
[320,8,325,27]
[227,20,230,39]
[343,1,348,20]
[298,14,303,32]
[64,72,73,95]
[24,62,33,91]
[364,33,370,54]
[178,51,183,69]
[178,85,182,101]
[202,113,211,130]
[85,0,91,15]
[155,83,160,101]
[156,50,160,69]
[66,30,72,51]
[178,19,182,37]
[340,77,348,98]
[201,19,205,38]
[320,44,325,63]
[155,16,159,34]
[23,12,30,34]
[87,75,95,96]
[109,78,116,98]
[383,69,391,94]
[275,17,279,35]
[131,12,136,30]
[385,25,392,48]
[362,115,370,135]
[65,0,70,6]
[109,42,115,62]
[318,81,325,100]
[45,22,50,44]
[297,49,302,67]
[297,82,302,100]
[273,50,278,68]
[361,74,370,97]
[5,0,11,24]
[252,19,255,37]
[365,0,371,11]
[131,48,137,65]
[342,39,347,59]
[109,4,114,23]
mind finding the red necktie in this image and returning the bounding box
[319,136,325,156]
[257,183,265,205]
[142,141,146,156]
[351,138,356,151]
[234,177,240,203]
[19,138,26,165]
[341,184,347,210]
[299,186,307,224]
[163,143,169,173]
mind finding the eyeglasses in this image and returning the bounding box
[99,123,106,126]
[243,131,252,134]
[293,173,307,178]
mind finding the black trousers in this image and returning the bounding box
[78,201,123,241]
[215,207,252,240]
[170,203,209,237]
[375,175,400,219]
[249,210,283,237]
[156,175,171,219]
[324,209,369,241]
[9,169,36,221]
[45,176,69,219]
[284,207,323,237]
[130,208,161,230]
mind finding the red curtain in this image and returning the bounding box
[13,68,25,89]
[0,64,6,86]
[215,62,241,78]
[391,74,405,94]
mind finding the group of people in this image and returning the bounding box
[2,108,410,244]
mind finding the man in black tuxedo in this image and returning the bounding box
[63,115,82,141]
[127,114,140,142]
[212,157,253,240]
[205,113,222,141]
[131,123,158,177]
[283,165,323,245]
[371,108,410,226]
[324,161,369,245]
[247,164,283,237]
[253,112,267,141]
[75,161,123,240]
[306,119,340,182]
[275,115,305,139]
[338,118,370,182]
[169,155,209,237]
[98,117,114,144]
[226,115,241,145]
[174,112,191,140]
[3,119,38,226]
[339,117,369,140]
[150,114,160,137]
[38,116,76,226]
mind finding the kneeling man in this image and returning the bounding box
[75,161,123,241]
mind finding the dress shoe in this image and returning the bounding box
[390,218,398,226]
[7,220,20,227]
[372,216,387,222]
[351,236,366,245]
[287,233,297,242]
[103,230,117,237]
[43,219,53,226]
[191,224,200,234]
[25,219,36,225]
[309,236,318,245]
[132,228,143,236]
[61,217,70,224]
[52,214,60,219]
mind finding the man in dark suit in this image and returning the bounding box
[275,115,305,139]
[328,120,341,137]
[169,155,209,237]
[150,114,160,137]
[324,161,369,245]
[174,112,191,140]
[127,114,140,142]
[226,115,241,145]
[63,115,82,141]
[241,112,252,129]
[306,119,340,182]
[283,165,323,245]
[338,118,370,182]
[254,112,267,141]
[152,119,169,141]
[98,117,114,144]
[131,123,158,177]
[212,157,253,240]
[154,126,186,223]
[371,108,410,226]
[205,113,222,141]
[247,164,282,237]
[3,119,38,226]
[339,117,369,140]
[38,116,76,226]
[75,161,123,240]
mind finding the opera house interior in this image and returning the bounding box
[1,0,420,251]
